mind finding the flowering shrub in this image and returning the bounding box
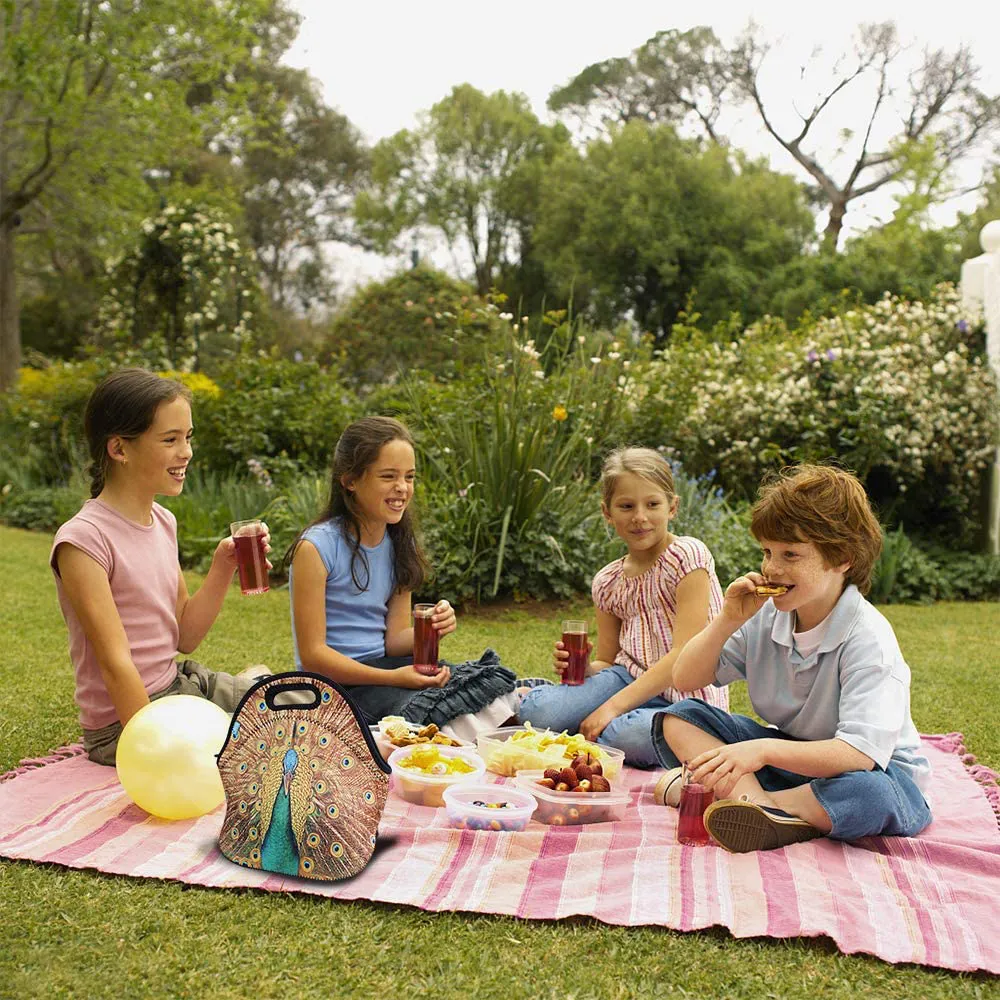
[96,202,260,370]
[637,285,997,541]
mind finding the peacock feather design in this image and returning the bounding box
[217,675,390,880]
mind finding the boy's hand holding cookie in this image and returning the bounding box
[722,572,777,626]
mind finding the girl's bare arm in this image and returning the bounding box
[55,544,150,726]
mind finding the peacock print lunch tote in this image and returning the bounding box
[216,671,391,880]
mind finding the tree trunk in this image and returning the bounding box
[823,197,848,250]
[0,219,20,391]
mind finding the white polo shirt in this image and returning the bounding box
[715,584,931,795]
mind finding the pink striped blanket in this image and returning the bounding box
[1,733,998,973]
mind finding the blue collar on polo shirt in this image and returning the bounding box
[769,583,863,658]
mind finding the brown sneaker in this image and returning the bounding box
[703,798,824,853]
[653,767,685,807]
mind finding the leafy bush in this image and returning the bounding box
[159,469,276,571]
[192,354,357,483]
[323,266,502,386]
[637,284,997,543]
[403,323,637,601]
[0,355,357,491]
[870,526,1000,604]
[0,361,114,487]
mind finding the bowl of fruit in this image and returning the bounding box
[388,744,485,807]
[514,752,630,825]
[476,724,624,779]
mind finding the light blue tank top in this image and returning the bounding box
[290,518,396,666]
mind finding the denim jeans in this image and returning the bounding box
[656,698,933,841]
[518,664,673,768]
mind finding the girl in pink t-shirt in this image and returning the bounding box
[51,368,271,765]
[519,447,728,768]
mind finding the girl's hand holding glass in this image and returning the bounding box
[430,599,456,637]
[218,521,273,569]
[552,638,593,678]
[394,663,452,690]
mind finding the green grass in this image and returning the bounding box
[2,525,998,999]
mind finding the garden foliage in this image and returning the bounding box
[2,283,997,603]
[635,284,997,543]
[323,267,502,386]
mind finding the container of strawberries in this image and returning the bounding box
[514,752,630,826]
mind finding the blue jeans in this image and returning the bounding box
[656,699,933,841]
[518,664,671,768]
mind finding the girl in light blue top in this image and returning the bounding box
[285,417,518,738]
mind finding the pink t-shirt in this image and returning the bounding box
[591,535,729,709]
[50,499,181,728]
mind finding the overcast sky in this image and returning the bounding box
[282,0,1000,289]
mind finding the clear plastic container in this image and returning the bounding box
[388,745,485,807]
[514,770,630,825]
[442,783,537,832]
[476,726,625,780]
[372,722,469,761]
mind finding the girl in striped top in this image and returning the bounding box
[519,448,728,768]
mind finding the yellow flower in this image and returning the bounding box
[552,405,568,422]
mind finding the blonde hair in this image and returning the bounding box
[600,447,676,508]
[750,464,883,594]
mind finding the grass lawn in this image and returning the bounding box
[2,525,998,999]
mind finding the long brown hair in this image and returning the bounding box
[284,416,428,593]
[84,368,192,498]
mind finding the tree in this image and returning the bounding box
[729,22,1000,247]
[548,22,1000,249]
[0,0,272,389]
[531,122,814,336]
[238,67,367,313]
[354,85,569,296]
[548,27,731,142]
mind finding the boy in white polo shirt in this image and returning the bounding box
[653,464,931,852]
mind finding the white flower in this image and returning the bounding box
[532,370,545,379]
[590,356,601,365]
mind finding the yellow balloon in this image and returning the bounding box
[116,695,231,820]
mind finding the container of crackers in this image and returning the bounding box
[374,716,466,759]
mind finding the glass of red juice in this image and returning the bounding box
[230,519,269,595]
[677,765,713,846]
[561,620,588,685]
[412,603,440,676]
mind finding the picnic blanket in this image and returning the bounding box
[1,733,998,974]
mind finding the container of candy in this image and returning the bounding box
[388,744,485,807]
[514,770,630,825]
[442,784,537,832]
[476,725,624,780]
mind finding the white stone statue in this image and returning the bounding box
[961,220,1000,554]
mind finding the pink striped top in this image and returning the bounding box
[591,536,729,708]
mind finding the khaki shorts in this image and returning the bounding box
[82,660,261,767]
